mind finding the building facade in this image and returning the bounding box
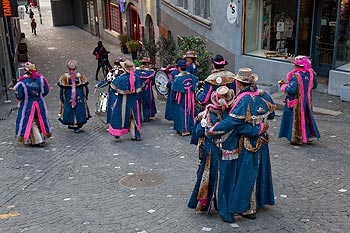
[160,0,350,96]
[0,10,22,100]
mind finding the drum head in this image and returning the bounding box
[95,89,109,124]
[154,70,170,96]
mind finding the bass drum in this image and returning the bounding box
[154,70,170,96]
[95,91,109,124]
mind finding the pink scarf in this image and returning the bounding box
[70,70,77,108]
[129,68,135,92]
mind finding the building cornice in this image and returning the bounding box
[161,0,211,29]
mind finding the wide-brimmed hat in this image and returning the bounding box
[141,57,151,63]
[211,54,228,66]
[120,60,135,73]
[67,60,77,70]
[176,59,187,69]
[236,68,258,84]
[184,50,197,58]
[211,86,235,106]
[293,55,311,68]
[24,62,36,73]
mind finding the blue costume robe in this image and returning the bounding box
[109,72,143,138]
[58,72,91,127]
[188,105,230,212]
[135,68,157,121]
[14,74,51,142]
[164,70,179,121]
[279,68,320,144]
[208,87,276,223]
[171,71,198,134]
[186,62,198,76]
[96,68,120,124]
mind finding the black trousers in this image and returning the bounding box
[95,59,112,80]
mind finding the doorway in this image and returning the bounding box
[129,5,140,40]
[311,0,338,77]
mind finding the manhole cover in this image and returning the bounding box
[118,173,165,188]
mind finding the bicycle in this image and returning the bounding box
[101,59,110,79]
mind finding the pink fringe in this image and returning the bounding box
[70,70,77,108]
[129,68,135,92]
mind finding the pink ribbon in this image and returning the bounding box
[129,68,135,92]
[213,60,226,65]
[70,70,77,108]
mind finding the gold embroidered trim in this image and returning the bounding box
[242,135,270,152]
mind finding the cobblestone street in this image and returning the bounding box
[0,1,349,232]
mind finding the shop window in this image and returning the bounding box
[244,0,297,60]
[104,0,122,33]
[194,0,210,19]
[178,0,188,9]
[335,0,350,70]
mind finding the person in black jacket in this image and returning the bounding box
[92,41,112,80]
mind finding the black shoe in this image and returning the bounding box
[131,137,141,141]
[239,213,256,219]
[74,128,81,133]
[115,136,120,139]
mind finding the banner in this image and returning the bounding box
[0,0,19,17]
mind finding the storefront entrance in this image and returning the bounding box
[129,5,140,40]
[311,0,338,77]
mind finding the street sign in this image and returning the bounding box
[0,0,19,17]
[227,1,238,24]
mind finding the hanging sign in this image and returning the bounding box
[227,1,238,24]
[0,0,19,17]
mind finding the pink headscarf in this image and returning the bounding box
[70,70,77,108]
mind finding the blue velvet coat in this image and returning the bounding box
[14,74,51,142]
[58,72,91,127]
[279,68,320,144]
[135,69,157,121]
[171,71,198,133]
[108,72,143,137]
[208,87,276,223]
[164,70,179,121]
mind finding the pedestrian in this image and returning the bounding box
[58,60,91,133]
[31,18,37,35]
[92,41,112,81]
[207,68,275,222]
[13,62,52,146]
[188,86,235,214]
[29,9,34,20]
[279,55,320,145]
[135,57,157,122]
[95,57,125,125]
[108,60,143,141]
[171,59,198,136]
[184,50,199,76]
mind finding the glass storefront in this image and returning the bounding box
[335,0,350,70]
[244,0,350,76]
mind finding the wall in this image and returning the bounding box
[50,0,74,26]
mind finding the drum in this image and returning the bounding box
[96,92,108,113]
[154,70,170,96]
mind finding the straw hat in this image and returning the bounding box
[67,60,77,70]
[120,60,135,73]
[184,50,197,58]
[24,62,36,73]
[236,68,258,84]
[211,86,235,106]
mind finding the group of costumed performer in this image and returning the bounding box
[188,66,276,223]
[14,62,52,146]
[134,57,157,122]
[57,60,91,133]
[279,55,320,145]
[108,60,143,141]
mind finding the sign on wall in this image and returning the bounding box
[227,1,238,24]
[0,0,19,17]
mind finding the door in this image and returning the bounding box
[312,0,338,77]
[130,5,140,40]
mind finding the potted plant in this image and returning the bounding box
[126,40,142,60]
[118,33,129,54]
